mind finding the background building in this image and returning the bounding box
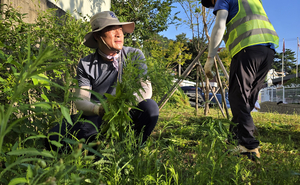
[1,0,110,23]
[47,0,110,20]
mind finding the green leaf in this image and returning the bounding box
[41,94,50,102]
[104,93,115,101]
[12,142,19,151]
[7,148,54,158]
[32,102,51,110]
[62,138,77,145]
[8,177,27,185]
[30,74,64,90]
[60,105,73,125]
[31,74,50,87]
[82,144,104,158]
[26,165,33,180]
[23,135,47,143]
[11,66,17,75]
[32,77,38,85]
[5,55,14,65]
[50,140,63,148]
[78,168,99,174]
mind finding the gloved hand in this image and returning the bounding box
[92,104,105,117]
[204,57,215,79]
[98,105,105,117]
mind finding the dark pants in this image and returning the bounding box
[229,45,274,149]
[46,99,159,150]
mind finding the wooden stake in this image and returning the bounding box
[198,62,226,117]
[158,45,208,110]
[196,64,200,115]
[214,58,230,119]
[216,54,229,81]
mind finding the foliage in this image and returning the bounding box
[0,2,184,184]
[171,2,231,87]
[111,0,178,47]
[99,53,149,143]
[177,35,208,81]
[0,4,94,155]
[273,49,297,75]
[0,3,92,106]
[285,77,300,87]
[144,34,192,69]
[0,42,84,184]
[142,34,193,102]
[166,41,193,68]
[167,88,191,108]
[176,0,214,47]
[4,2,300,185]
[217,47,231,72]
[0,37,64,152]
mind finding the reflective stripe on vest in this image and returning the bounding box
[224,0,279,57]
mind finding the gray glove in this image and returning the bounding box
[204,57,215,79]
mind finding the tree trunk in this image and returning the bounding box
[202,6,211,115]
[196,64,199,115]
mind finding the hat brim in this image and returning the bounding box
[83,22,135,48]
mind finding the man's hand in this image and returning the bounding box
[204,57,215,79]
[92,104,105,117]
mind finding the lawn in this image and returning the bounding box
[1,105,300,184]
[148,105,300,184]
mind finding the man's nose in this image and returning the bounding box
[115,29,123,37]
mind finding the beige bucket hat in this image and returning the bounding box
[83,11,135,48]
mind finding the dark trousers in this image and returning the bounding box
[46,99,159,150]
[229,45,274,149]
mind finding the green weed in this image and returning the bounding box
[1,2,300,185]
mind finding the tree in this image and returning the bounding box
[171,1,215,82]
[285,77,300,87]
[111,0,178,47]
[217,47,231,74]
[178,36,207,80]
[143,34,192,69]
[273,49,297,75]
[177,0,214,51]
[175,33,190,44]
[141,34,192,102]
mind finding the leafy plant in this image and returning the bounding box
[99,52,148,143]
[111,0,177,46]
[0,36,64,152]
[3,2,300,185]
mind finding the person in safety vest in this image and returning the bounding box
[201,0,279,161]
[46,11,159,152]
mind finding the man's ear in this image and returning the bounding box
[212,0,217,5]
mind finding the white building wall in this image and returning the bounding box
[48,0,111,20]
[2,0,48,23]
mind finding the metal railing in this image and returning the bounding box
[259,86,300,104]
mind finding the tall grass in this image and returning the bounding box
[2,72,300,184]
[0,37,64,154]
[1,3,300,185]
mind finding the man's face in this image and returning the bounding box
[100,25,124,51]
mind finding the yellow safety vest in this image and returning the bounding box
[224,0,279,57]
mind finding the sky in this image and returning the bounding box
[159,1,300,56]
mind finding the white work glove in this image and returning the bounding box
[92,104,105,117]
[204,57,215,79]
